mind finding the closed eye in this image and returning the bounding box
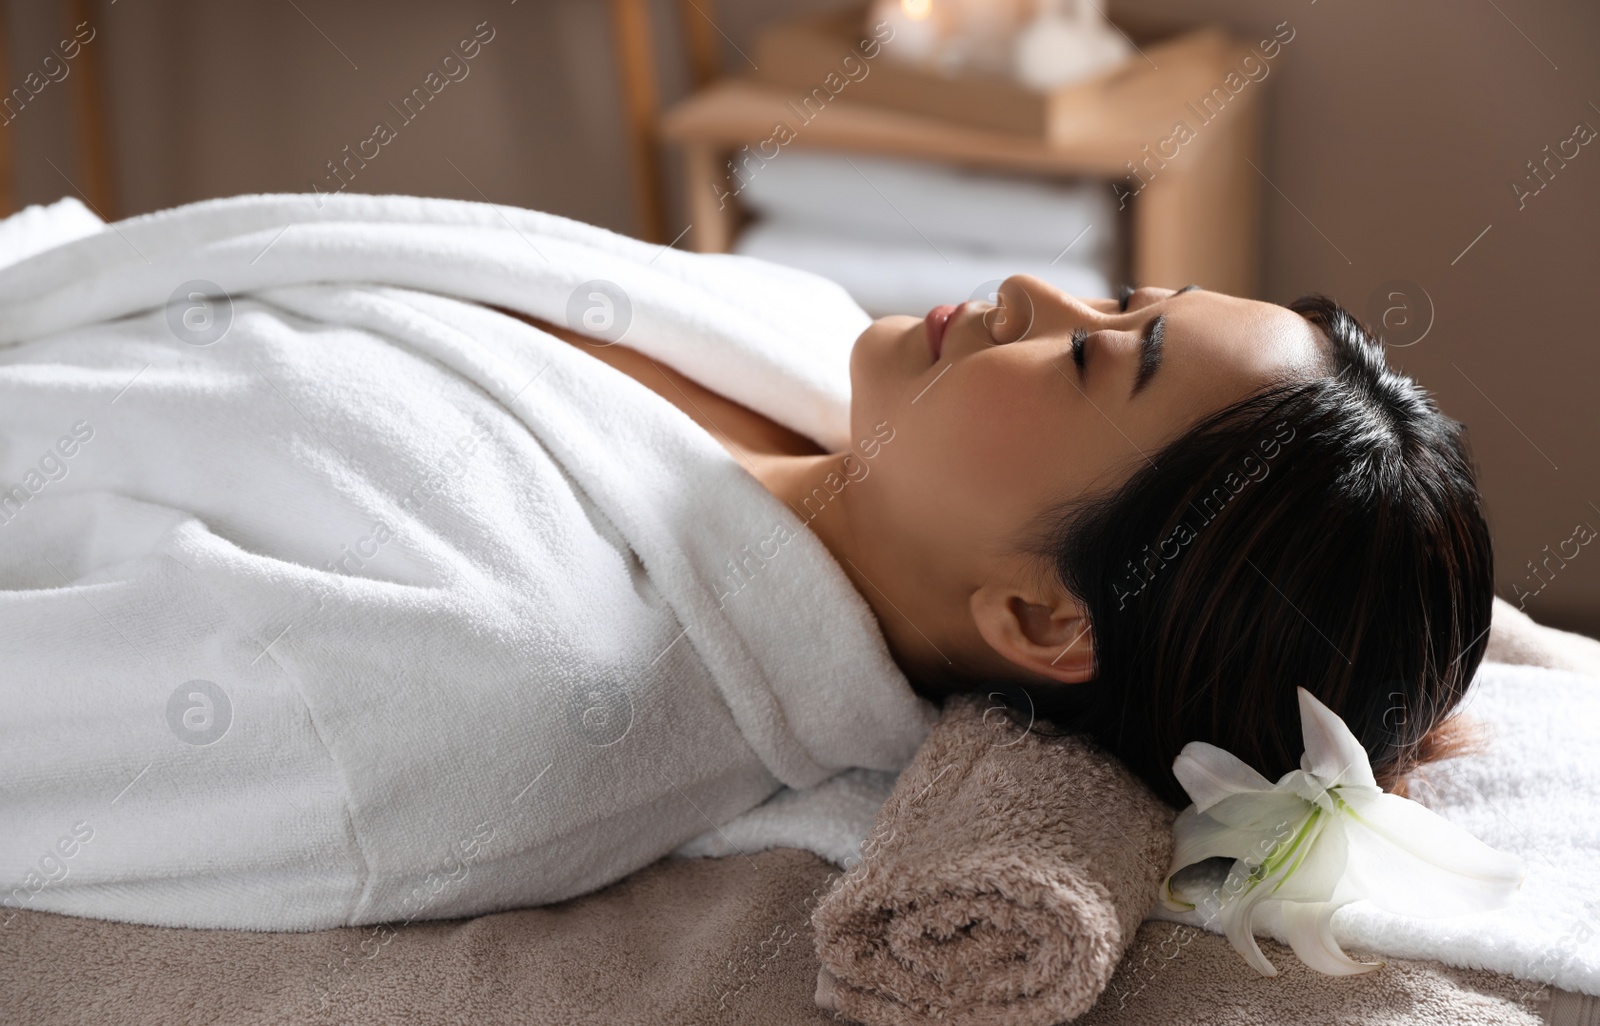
[1071,327,1087,374]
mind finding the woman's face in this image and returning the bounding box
[841,275,1330,682]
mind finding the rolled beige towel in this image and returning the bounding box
[811,693,1176,1026]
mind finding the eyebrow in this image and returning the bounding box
[1132,315,1165,396]
[1129,285,1197,396]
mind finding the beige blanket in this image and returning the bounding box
[2,597,1595,1026]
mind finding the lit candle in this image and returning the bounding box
[868,0,943,65]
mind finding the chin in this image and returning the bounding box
[850,315,920,374]
[848,315,917,431]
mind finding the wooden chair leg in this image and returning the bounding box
[67,0,115,219]
[677,0,721,89]
[0,0,14,217]
[609,0,667,244]
[682,142,737,253]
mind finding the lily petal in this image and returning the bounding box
[1297,687,1378,790]
[1213,807,1337,976]
[1174,741,1276,812]
[1336,789,1525,918]
[1218,868,1284,977]
[1279,900,1383,976]
[1201,789,1313,833]
[1161,806,1267,910]
[1217,806,1355,977]
[1161,797,1313,910]
[1257,811,1351,907]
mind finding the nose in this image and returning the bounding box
[983,274,1109,345]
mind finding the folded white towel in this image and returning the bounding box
[736,151,1117,262]
[734,219,1114,318]
[0,192,936,932]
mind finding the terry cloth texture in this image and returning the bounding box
[811,693,1175,1026]
[0,192,937,930]
[0,848,1549,1026]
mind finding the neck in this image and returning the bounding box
[754,451,863,577]
[751,451,928,680]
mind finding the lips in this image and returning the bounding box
[925,303,961,361]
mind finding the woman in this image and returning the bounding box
[527,274,1492,811]
[0,194,1487,930]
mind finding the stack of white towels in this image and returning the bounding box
[732,151,1117,316]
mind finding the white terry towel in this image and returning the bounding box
[734,220,1113,319]
[735,151,1117,262]
[0,192,937,932]
[0,196,104,267]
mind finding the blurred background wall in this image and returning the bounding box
[4,0,1598,634]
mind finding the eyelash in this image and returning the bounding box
[1117,285,1135,312]
[1071,327,1087,369]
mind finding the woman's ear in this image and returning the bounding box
[968,582,1096,685]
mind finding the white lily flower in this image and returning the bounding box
[1160,686,1525,977]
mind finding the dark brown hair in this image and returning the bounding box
[942,295,1494,809]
